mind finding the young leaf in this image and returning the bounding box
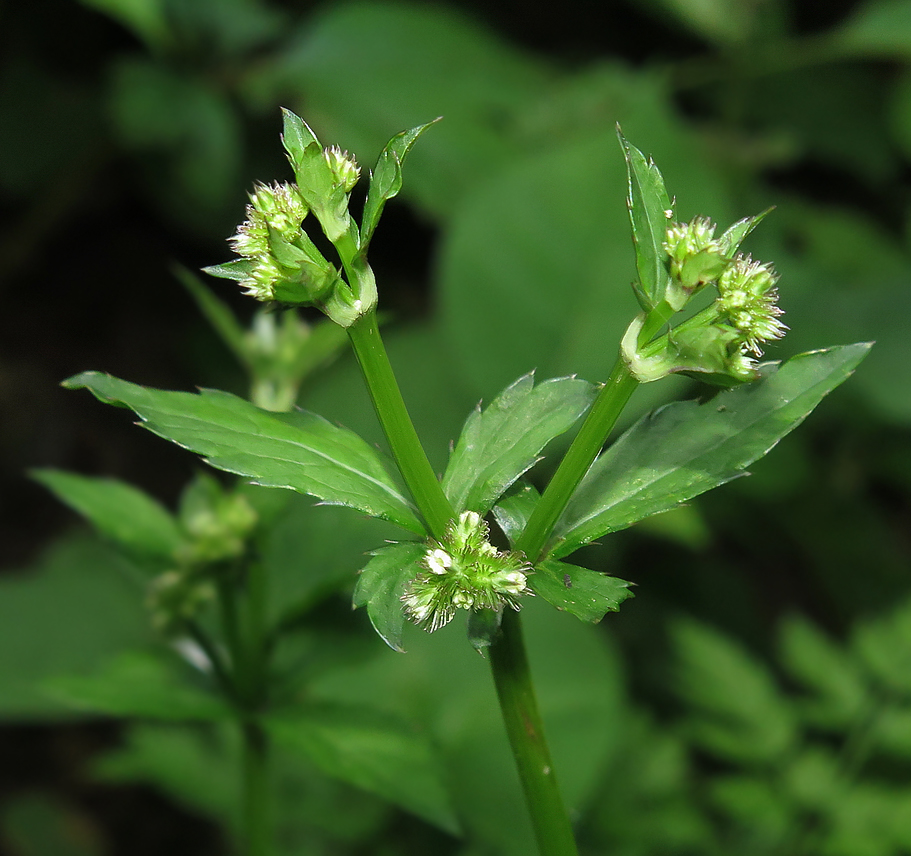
[442,373,595,516]
[63,372,425,535]
[532,559,633,623]
[718,207,774,257]
[360,118,439,250]
[550,343,872,559]
[492,481,540,546]
[266,702,459,834]
[618,128,673,311]
[352,541,426,652]
[280,107,320,169]
[32,469,182,563]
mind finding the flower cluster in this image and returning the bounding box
[716,255,787,356]
[402,511,533,632]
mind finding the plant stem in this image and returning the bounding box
[346,310,454,539]
[516,357,638,561]
[489,610,579,856]
[241,720,270,856]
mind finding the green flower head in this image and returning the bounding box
[402,511,533,632]
[717,255,787,355]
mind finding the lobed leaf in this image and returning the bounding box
[532,559,633,623]
[360,118,440,251]
[442,373,595,516]
[618,128,673,311]
[352,541,426,652]
[63,371,424,535]
[32,469,182,563]
[550,343,872,559]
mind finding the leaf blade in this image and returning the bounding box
[532,559,634,623]
[552,343,872,558]
[63,372,424,535]
[442,374,595,515]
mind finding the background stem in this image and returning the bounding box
[489,610,580,856]
[241,721,270,856]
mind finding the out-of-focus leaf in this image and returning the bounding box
[79,0,170,50]
[635,0,762,45]
[63,371,424,534]
[266,702,459,834]
[442,373,595,515]
[0,794,102,856]
[0,535,151,719]
[852,597,911,697]
[833,0,911,59]
[673,618,797,764]
[550,344,872,559]
[778,614,868,728]
[46,650,232,721]
[619,129,673,310]
[532,559,633,623]
[352,541,425,652]
[32,469,181,564]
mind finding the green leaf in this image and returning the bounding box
[32,469,182,563]
[834,0,911,59]
[718,207,774,256]
[202,258,256,282]
[46,650,232,721]
[63,371,424,535]
[78,0,170,50]
[280,106,319,168]
[360,119,439,251]
[492,481,540,546]
[442,373,595,515]
[352,541,425,652]
[852,596,911,697]
[618,128,673,311]
[266,702,458,834]
[551,343,872,559]
[673,618,797,764]
[532,559,633,623]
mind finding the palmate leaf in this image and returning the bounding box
[63,372,424,535]
[442,373,595,515]
[618,128,673,311]
[550,343,872,559]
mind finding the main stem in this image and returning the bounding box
[345,308,578,854]
[490,609,579,855]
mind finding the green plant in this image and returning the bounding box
[33,107,868,856]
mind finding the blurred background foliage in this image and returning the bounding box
[2,0,911,853]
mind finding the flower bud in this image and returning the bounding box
[323,145,360,193]
[664,217,728,305]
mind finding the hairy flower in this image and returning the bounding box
[402,511,532,632]
[323,145,361,193]
[717,255,787,355]
[229,182,308,258]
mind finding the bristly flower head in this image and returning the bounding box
[323,145,360,193]
[402,511,533,632]
[717,255,787,355]
[229,182,308,258]
[664,217,728,293]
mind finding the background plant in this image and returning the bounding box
[2,1,910,854]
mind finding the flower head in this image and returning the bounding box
[402,511,533,632]
[717,255,787,355]
[323,145,360,193]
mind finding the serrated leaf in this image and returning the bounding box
[267,702,458,834]
[442,374,595,515]
[63,371,424,535]
[46,650,232,721]
[352,541,425,652]
[492,481,540,546]
[360,118,439,251]
[551,343,872,559]
[532,559,633,623]
[618,128,673,311]
[32,469,182,563]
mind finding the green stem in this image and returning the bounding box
[489,610,579,856]
[346,310,454,539]
[241,720,270,856]
[516,301,672,561]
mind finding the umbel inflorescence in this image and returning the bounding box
[402,511,533,632]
